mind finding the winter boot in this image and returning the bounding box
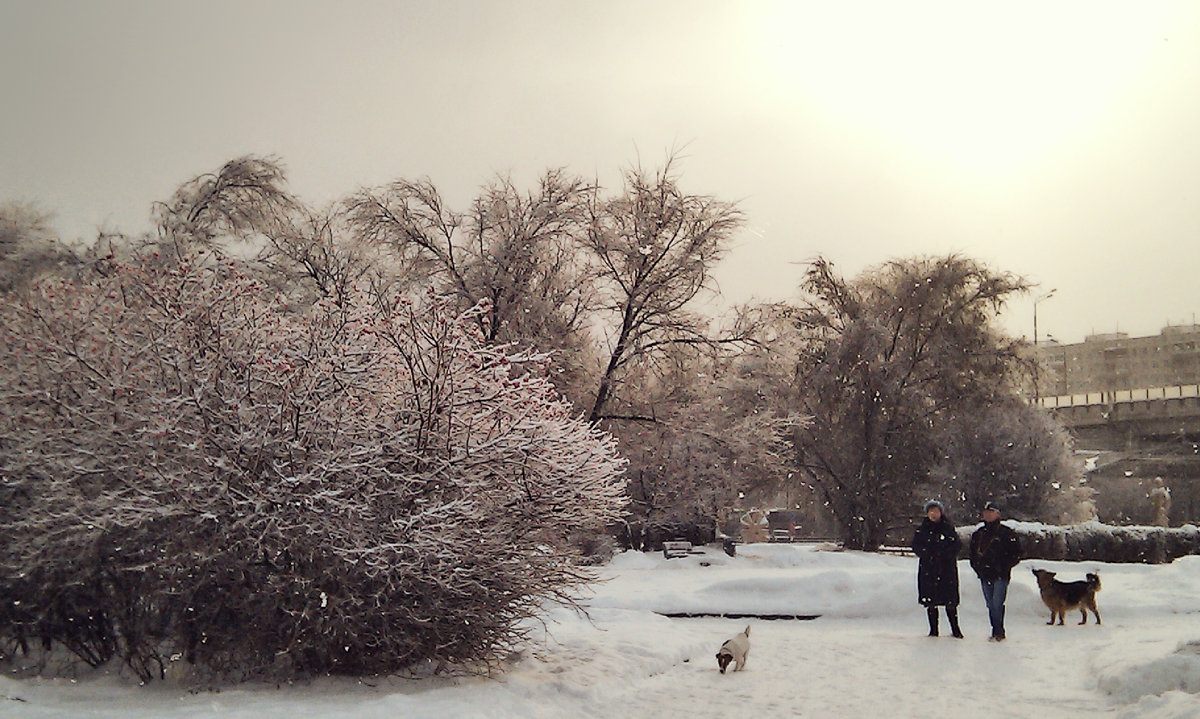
[947,607,963,638]
[927,607,939,637]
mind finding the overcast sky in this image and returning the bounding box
[3,0,1198,344]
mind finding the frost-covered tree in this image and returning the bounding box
[787,255,1033,550]
[614,306,808,548]
[151,156,388,308]
[150,156,298,255]
[344,159,758,423]
[0,250,626,680]
[923,397,1095,524]
[0,200,74,292]
[346,170,598,403]
[581,160,750,424]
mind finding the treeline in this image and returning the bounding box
[1,156,1089,680]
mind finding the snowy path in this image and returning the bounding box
[4,545,1200,719]
[582,616,1126,719]
[5,615,1193,719]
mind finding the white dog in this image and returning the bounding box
[715,625,751,673]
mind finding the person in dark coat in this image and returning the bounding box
[911,500,962,638]
[969,501,1022,641]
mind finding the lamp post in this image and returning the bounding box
[1033,288,1057,404]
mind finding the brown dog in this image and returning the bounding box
[1032,568,1101,625]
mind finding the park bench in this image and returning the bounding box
[768,528,844,548]
[662,540,703,558]
[790,536,844,548]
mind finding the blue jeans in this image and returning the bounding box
[980,578,1010,638]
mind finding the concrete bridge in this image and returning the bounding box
[1040,385,1200,449]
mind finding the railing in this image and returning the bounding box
[1038,384,1200,409]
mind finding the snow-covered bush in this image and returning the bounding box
[1018,521,1200,564]
[957,521,1200,564]
[0,252,626,681]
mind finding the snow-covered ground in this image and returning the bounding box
[5,542,1200,718]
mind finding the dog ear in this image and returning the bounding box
[743,625,751,637]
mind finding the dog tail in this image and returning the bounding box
[743,625,751,638]
[1087,572,1101,591]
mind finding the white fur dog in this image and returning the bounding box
[715,625,751,673]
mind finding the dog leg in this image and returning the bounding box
[1046,610,1055,626]
[1078,609,1087,625]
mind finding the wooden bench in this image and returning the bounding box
[769,528,794,543]
[792,537,843,547]
[662,540,695,559]
[768,530,844,547]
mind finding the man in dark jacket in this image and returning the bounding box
[911,500,962,638]
[969,501,1022,641]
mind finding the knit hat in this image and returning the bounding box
[923,500,944,513]
[982,501,1001,513]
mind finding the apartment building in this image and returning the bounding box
[1036,323,1200,397]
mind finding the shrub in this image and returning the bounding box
[955,521,1200,564]
[0,253,626,681]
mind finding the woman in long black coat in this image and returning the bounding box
[911,500,962,638]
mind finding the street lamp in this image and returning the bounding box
[1033,289,1057,404]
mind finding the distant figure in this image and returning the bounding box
[911,500,962,638]
[1149,477,1171,527]
[716,507,739,539]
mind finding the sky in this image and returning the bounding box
[2,0,1198,344]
